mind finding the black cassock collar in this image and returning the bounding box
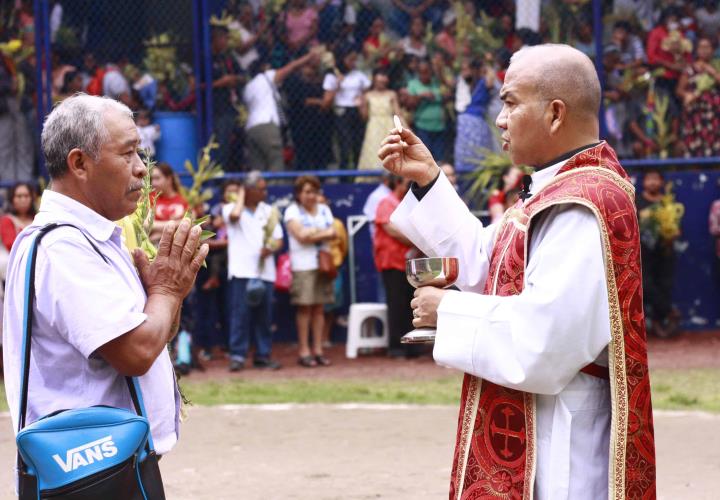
[519,142,602,200]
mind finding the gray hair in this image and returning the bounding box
[244,170,264,188]
[41,93,133,179]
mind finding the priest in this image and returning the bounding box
[378,44,655,499]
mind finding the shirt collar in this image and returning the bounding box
[530,142,602,195]
[533,142,602,171]
[530,161,564,196]
[34,190,120,242]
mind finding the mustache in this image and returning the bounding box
[127,183,144,193]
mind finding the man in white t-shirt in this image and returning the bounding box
[102,63,131,106]
[361,171,391,238]
[229,4,262,71]
[243,50,320,171]
[222,171,284,371]
[361,172,391,302]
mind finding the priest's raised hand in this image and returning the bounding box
[377,126,439,187]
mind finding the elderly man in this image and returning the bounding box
[223,170,283,371]
[3,95,207,469]
[379,44,655,499]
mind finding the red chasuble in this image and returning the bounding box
[448,142,656,499]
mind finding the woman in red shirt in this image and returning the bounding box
[150,162,188,243]
[487,165,522,224]
[373,175,418,358]
[646,7,692,95]
[0,182,36,252]
[363,17,392,68]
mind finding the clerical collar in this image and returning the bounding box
[528,162,564,197]
[519,142,603,201]
[533,142,602,171]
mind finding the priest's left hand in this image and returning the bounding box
[410,287,447,328]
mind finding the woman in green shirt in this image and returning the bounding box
[404,60,447,160]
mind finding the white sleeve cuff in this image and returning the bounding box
[432,290,493,375]
[391,172,477,256]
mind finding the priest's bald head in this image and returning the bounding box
[496,44,601,168]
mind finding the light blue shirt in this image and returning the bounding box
[2,190,180,455]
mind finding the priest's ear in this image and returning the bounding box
[547,99,567,135]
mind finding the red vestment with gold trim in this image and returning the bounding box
[448,142,656,499]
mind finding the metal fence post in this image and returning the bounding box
[41,0,51,114]
[200,0,213,143]
[192,0,207,147]
[33,0,51,179]
[593,0,608,139]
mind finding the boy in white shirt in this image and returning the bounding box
[136,109,161,156]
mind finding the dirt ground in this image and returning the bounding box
[0,331,717,499]
[0,407,716,499]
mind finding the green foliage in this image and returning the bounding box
[544,2,562,44]
[463,147,512,209]
[54,25,81,52]
[129,153,158,261]
[265,0,287,15]
[618,67,653,94]
[542,0,592,46]
[176,138,224,266]
[452,2,502,70]
[144,33,178,82]
[638,182,684,245]
[462,125,530,210]
[650,88,675,159]
[178,137,225,210]
[694,73,716,95]
[143,32,191,98]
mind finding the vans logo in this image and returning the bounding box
[52,435,118,473]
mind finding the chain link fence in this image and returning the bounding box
[2,1,720,183]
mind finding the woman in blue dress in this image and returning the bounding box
[454,58,497,171]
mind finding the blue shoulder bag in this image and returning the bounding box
[15,223,166,499]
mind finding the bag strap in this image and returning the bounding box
[17,223,150,434]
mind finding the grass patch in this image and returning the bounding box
[650,368,720,412]
[181,376,463,406]
[0,368,717,411]
[181,368,720,410]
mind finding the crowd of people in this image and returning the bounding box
[147,168,353,371]
[604,2,720,158]
[5,1,720,183]
[158,165,446,370]
[2,1,720,369]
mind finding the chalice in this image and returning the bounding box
[401,257,459,344]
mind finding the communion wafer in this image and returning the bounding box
[393,114,403,134]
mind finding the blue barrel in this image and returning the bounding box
[154,112,198,173]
